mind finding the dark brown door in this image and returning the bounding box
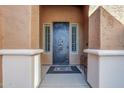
[53,22,69,65]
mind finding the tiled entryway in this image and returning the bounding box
[39,65,89,88]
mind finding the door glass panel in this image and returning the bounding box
[44,24,51,52]
[71,24,77,52]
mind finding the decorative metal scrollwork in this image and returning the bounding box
[58,39,64,50]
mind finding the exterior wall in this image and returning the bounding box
[0,5,40,87]
[88,6,124,87]
[100,7,124,50]
[82,6,89,49]
[0,56,2,87]
[81,6,89,65]
[31,6,40,48]
[89,5,98,16]
[3,54,41,88]
[87,54,99,88]
[89,6,124,50]
[99,55,124,88]
[0,6,32,49]
[0,6,34,85]
[87,6,124,87]
[84,49,124,88]
[40,6,83,65]
[0,5,40,49]
[103,6,124,25]
[89,8,100,49]
[0,10,3,86]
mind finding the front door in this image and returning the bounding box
[53,22,69,65]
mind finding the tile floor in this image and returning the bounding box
[39,65,90,88]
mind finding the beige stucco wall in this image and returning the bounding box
[31,6,40,48]
[0,5,40,49]
[89,5,124,24]
[89,6,124,50]
[0,12,3,86]
[40,6,84,65]
[81,6,89,65]
[0,6,33,87]
[0,5,40,87]
[89,8,100,49]
[100,7,124,50]
[102,6,124,25]
[0,56,2,87]
[82,6,89,49]
[0,6,32,49]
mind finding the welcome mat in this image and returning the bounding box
[47,66,81,74]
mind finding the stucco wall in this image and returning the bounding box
[0,6,32,49]
[0,11,3,86]
[89,6,124,50]
[100,7,124,50]
[40,6,84,65]
[0,5,40,87]
[0,6,31,87]
[81,6,89,65]
[0,56,2,87]
[102,6,124,25]
[89,8,100,49]
[31,6,40,49]
[82,6,89,49]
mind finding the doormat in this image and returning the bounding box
[47,66,81,74]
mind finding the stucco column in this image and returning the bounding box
[84,6,124,88]
[84,49,124,88]
[1,49,43,88]
[0,5,40,87]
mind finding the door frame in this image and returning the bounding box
[43,22,79,65]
